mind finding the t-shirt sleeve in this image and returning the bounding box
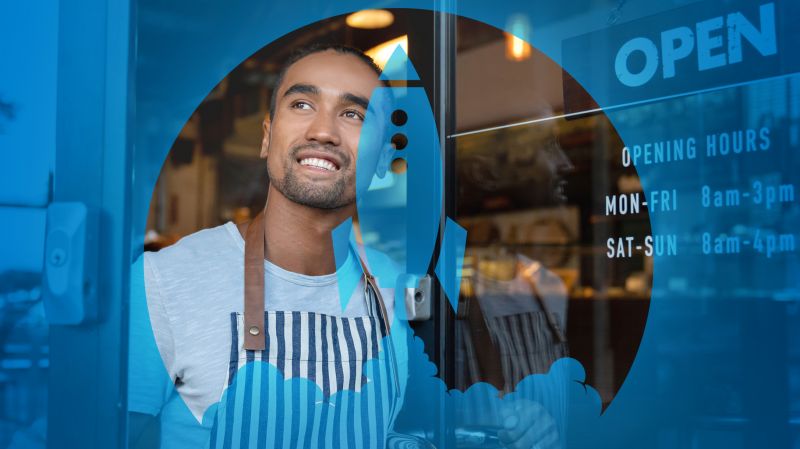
[128,252,179,416]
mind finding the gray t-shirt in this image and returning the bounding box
[129,222,405,444]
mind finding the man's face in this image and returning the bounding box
[262,51,384,210]
[521,134,574,206]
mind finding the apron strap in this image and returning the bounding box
[356,250,400,399]
[243,209,393,350]
[356,254,392,334]
[243,210,266,350]
[518,260,567,344]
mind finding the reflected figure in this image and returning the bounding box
[457,106,574,390]
[455,107,575,449]
[459,117,574,213]
[465,252,569,390]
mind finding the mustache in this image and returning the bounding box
[289,142,352,168]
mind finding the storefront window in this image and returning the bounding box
[451,17,649,407]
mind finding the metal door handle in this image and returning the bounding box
[405,274,432,321]
[43,202,98,324]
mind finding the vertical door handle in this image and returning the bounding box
[43,202,98,324]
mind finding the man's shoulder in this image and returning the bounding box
[145,223,241,281]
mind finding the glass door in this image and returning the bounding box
[1,1,134,448]
[49,1,135,448]
[438,7,653,448]
[440,2,800,448]
[448,12,650,402]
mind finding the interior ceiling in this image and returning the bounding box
[247,11,505,69]
[236,11,563,131]
[456,40,566,132]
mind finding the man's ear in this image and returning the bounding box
[375,142,395,178]
[260,117,271,159]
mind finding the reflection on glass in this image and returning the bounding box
[0,272,47,448]
[453,17,651,412]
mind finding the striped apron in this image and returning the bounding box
[206,211,400,449]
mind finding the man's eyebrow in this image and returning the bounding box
[340,92,370,110]
[282,83,320,98]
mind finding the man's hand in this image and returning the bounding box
[497,399,560,449]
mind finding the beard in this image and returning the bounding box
[268,143,355,210]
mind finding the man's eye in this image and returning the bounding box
[291,101,312,110]
[343,110,364,121]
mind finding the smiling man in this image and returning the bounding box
[129,43,554,449]
[128,44,408,449]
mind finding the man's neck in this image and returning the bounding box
[253,187,353,276]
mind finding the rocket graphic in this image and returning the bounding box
[333,46,466,319]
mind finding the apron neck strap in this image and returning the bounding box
[354,247,392,333]
[243,210,392,350]
[243,209,266,350]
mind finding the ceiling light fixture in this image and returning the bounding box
[506,33,532,61]
[346,9,395,29]
[505,14,532,61]
[365,35,408,70]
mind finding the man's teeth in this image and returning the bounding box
[299,157,337,171]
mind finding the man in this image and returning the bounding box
[130,44,405,448]
[129,43,545,449]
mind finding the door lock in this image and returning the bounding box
[43,202,98,324]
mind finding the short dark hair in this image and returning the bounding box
[268,43,382,120]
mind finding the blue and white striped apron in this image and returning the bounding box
[206,211,400,449]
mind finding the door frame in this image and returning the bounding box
[49,0,134,447]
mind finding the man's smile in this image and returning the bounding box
[554,178,568,202]
[292,146,347,174]
[298,157,339,172]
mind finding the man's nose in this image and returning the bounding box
[555,146,574,173]
[304,111,341,146]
